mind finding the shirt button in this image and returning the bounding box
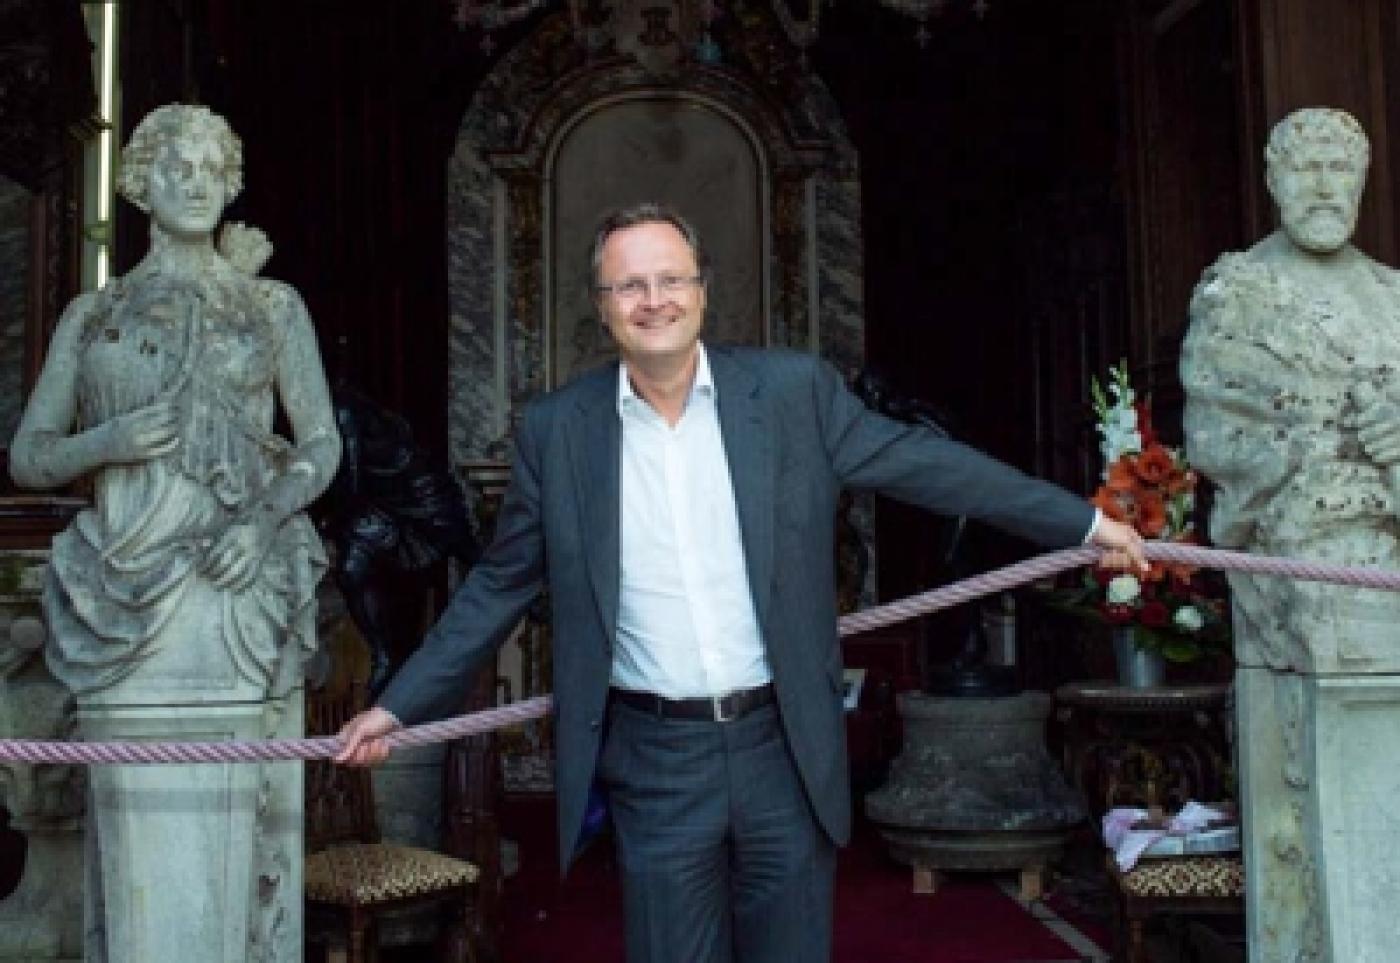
[589,719,601,731]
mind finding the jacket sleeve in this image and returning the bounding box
[812,359,1094,548]
[376,406,547,726]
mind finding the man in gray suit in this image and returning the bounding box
[337,203,1146,962]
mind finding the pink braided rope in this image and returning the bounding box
[5,542,1399,766]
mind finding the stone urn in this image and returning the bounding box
[865,691,1085,899]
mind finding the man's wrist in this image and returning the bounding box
[373,706,403,729]
[1082,507,1105,544]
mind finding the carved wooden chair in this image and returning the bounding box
[305,682,480,963]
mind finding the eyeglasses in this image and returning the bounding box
[596,274,704,302]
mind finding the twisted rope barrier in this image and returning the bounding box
[4,541,1398,766]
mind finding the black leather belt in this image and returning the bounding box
[609,683,775,722]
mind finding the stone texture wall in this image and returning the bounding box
[444,14,864,467]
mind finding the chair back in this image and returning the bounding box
[305,682,380,852]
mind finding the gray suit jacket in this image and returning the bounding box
[378,345,1093,870]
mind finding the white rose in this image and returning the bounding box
[1173,605,1205,632]
[1106,574,1142,606]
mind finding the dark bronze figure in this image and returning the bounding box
[327,386,482,694]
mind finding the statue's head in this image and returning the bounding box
[117,104,244,240]
[1265,107,1369,254]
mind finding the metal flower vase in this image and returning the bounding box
[1113,626,1166,688]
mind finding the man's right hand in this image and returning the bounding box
[333,706,403,766]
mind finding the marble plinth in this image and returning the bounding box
[73,579,305,963]
[865,692,1085,896]
[1236,664,1400,963]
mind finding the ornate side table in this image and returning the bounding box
[1053,683,1232,819]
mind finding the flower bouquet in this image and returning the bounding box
[1056,362,1230,663]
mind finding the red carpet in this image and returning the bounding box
[501,797,1106,962]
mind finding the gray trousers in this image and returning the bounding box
[597,701,837,963]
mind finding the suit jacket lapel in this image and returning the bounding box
[712,349,775,633]
[567,369,621,651]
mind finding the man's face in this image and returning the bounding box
[595,221,706,369]
[1269,139,1365,253]
[147,135,227,239]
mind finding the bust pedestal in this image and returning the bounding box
[76,578,304,963]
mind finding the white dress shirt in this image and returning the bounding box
[610,344,772,698]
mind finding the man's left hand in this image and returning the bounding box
[1090,516,1149,574]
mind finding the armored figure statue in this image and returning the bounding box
[327,383,481,693]
[9,104,340,962]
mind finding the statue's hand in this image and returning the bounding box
[201,517,276,592]
[101,400,179,464]
[1349,385,1400,468]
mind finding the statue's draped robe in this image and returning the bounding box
[1182,251,1400,667]
[43,269,325,710]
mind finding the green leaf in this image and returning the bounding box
[1162,639,1203,662]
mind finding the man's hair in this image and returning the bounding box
[117,104,244,212]
[587,202,709,289]
[1265,107,1370,172]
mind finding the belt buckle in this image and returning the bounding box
[712,693,735,723]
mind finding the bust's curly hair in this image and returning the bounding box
[1266,107,1370,171]
[116,104,244,211]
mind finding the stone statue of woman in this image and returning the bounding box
[9,104,341,962]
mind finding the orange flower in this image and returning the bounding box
[1133,444,1175,486]
[1092,485,1133,524]
[1165,467,1197,496]
[1105,459,1140,493]
[1135,490,1167,537]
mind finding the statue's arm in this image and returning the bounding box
[199,284,340,591]
[1181,270,1303,543]
[9,293,177,490]
[258,283,342,525]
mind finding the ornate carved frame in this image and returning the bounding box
[484,57,830,387]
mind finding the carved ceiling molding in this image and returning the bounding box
[472,1,834,173]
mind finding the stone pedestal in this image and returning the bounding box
[75,578,304,963]
[864,692,1085,898]
[1235,663,1400,963]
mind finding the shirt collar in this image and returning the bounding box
[617,342,714,415]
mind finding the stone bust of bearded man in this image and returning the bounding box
[1181,106,1400,672]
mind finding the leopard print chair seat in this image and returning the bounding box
[1109,855,1245,963]
[305,841,480,906]
[1118,855,1245,898]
